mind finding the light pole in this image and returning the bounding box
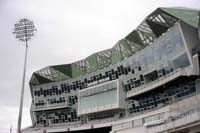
[13,18,36,133]
[10,125,12,133]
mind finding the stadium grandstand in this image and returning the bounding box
[23,7,200,133]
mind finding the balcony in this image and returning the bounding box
[127,68,189,98]
[148,106,200,133]
[31,101,71,111]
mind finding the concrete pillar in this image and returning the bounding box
[195,78,200,94]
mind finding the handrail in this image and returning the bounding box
[127,68,186,96]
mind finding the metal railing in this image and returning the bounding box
[148,105,200,133]
[127,68,186,97]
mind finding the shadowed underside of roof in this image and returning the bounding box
[30,7,200,85]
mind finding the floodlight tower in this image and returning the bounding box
[13,18,36,133]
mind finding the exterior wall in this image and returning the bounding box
[198,28,200,39]
[29,22,198,128]
[118,80,127,110]
[124,22,192,98]
[113,92,200,133]
[113,126,146,133]
[78,80,120,115]
[179,22,200,67]
[192,54,200,75]
[25,8,200,133]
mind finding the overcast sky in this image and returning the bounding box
[0,0,200,132]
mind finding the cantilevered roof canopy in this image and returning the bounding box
[30,7,200,85]
[161,7,200,28]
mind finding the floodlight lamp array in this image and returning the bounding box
[13,18,37,43]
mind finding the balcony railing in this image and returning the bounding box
[148,106,200,133]
[127,68,188,98]
[31,102,71,111]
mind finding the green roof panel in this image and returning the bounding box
[161,7,199,28]
[34,73,53,84]
[146,19,169,37]
[125,30,144,46]
[72,65,85,77]
[86,54,98,73]
[52,64,72,77]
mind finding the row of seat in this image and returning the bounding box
[33,65,141,98]
[123,67,174,92]
[128,82,196,114]
[34,96,78,107]
[35,109,82,126]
